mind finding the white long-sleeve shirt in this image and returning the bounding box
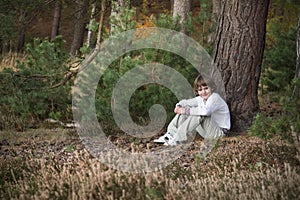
[177,93,231,129]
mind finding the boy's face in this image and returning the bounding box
[198,85,212,100]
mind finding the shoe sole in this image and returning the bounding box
[153,139,166,143]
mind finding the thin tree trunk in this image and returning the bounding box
[86,3,96,47]
[51,0,62,40]
[173,0,191,34]
[70,0,89,56]
[15,9,26,53]
[95,0,105,50]
[15,27,25,53]
[213,0,270,131]
[296,10,300,78]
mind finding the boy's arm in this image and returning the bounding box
[188,95,220,116]
[188,106,209,116]
[176,96,199,107]
[175,96,201,115]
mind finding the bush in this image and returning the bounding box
[260,2,299,93]
[94,11,208,127]
[249,78,300,142]
[95,49,199,127]
[0,36,72,130]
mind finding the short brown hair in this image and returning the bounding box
[193,74,217,95]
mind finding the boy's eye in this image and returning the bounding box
[198,87,209,91]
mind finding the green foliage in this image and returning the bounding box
[249,113,297,143]
[86,18,99,33]
[0,0,46,51]
[95,46,199,126]
[151,0,214,53]
[95,6,213,127]
[261,1,299,93]
[249,113,289,140]
[252,1,300,142]
[109,4,137,36]
[191,0,215,52]
[0,11,17,44]
[0,37,71,130]
[249,78,300,142]
[262,26,296,92]
[49,111,62,121]
[283,78,300,134]
[64,144,75,152]
[151,14,181,31]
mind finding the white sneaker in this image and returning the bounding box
[163,138,178,146]
[153,132,174,143]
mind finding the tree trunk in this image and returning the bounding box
[86,3,96,47]
[95,0,105,50]
[70,0,89,56]
[296,10,300,78]
[51,0,62,40]
[213,0,270,131]
[15,9,26,53]
[173,0,191,34]
[15,26,25,53]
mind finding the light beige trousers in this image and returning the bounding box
[167,114,224,142]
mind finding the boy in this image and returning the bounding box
[154,74,230,145]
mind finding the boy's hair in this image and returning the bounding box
[193,74,217,95]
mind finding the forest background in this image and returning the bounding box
[0,0,300,199]
[0,0,299,135]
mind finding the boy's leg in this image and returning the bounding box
[196,117,224,157]
[195,117,224,140]
[154,114,187,143]
[166,114,188,135]
[172,115,202,142]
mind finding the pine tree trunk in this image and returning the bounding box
[51,0,62,41]
[15,10,26,53]
[296,10,300,78]
[213,0,270,131]
[70,0,89,56]
[173,0,190,34]
[15,26,25,53]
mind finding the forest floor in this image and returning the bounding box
[0,103,299,199]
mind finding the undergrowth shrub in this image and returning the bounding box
[249,113,290,140]
[0,36,72,130]
[95,50,198,127]
[260,2,298,93]
[250,78,300,142]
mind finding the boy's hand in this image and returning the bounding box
[174,105,185,114]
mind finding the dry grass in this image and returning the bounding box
[0,128,299,200]
[0,52,25,71]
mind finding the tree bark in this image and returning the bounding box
[15,9,26,53]
[70,0,89,56]
[86,3,96,47]
[296,10,300,78]
[95,0,105,50]
[15,26,25,53]
[51,0,62,41]
[213,0,270,131]
[173,0,191,34]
